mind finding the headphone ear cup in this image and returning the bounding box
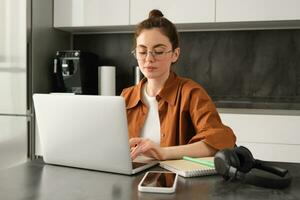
[214,149,240,180]
[233,146,255,173]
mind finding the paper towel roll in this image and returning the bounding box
[98,66,116,96]
[133,66,143,85]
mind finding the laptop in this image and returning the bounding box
[33,94,158,175]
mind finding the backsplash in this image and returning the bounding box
[73,29,300,109]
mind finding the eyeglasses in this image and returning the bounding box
[132,49,173,61]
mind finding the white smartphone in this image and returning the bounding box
[138,171,178,193]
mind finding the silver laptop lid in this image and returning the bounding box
[33,94,134,174]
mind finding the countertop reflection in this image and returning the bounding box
[0,159,299,200]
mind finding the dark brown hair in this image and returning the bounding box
[133,9,179,50]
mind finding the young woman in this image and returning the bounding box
[121,10,236,160]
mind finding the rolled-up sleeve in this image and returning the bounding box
[188,87,236,150]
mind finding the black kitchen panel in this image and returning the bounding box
[74,30,300,109]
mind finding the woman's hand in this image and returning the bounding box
[129,137,166,160]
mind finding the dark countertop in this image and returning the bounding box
[0,159,299,200]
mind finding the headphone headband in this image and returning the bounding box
[254,159,288,177]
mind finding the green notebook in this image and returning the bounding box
[159,157,217,177]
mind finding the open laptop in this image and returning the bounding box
[33,94,158,175]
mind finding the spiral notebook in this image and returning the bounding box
[159,157,217,177]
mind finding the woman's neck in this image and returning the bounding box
[146,71,170,97]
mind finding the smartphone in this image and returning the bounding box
[138,171,178,193]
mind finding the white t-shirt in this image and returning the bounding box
[140,84,161,144]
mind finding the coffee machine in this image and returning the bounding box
[53,50,99,94]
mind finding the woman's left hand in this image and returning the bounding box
[129,137,166,160]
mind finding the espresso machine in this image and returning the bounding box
[53,50,99,94]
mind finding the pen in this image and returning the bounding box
[183,156,215,168]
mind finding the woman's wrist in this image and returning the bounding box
[160,141,218,161]
[160,147,171,161]
[160,146,177,160]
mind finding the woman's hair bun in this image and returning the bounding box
[148,9,164,18]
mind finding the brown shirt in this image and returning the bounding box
[121,71,236,150]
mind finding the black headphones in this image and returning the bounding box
[214,146,292,189]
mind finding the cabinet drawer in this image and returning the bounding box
[238,142,300,163]
[220,113,300,145]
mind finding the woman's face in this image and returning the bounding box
[135,28,180,80]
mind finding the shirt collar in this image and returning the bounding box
[125,77,147,109]
[126,71,180,109]
[157,71,179,106]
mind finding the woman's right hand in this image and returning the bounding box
[129,137,166,161]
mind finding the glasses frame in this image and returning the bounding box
[131,49,173,61]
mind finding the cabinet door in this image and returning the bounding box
[54,0,129,27]
[0,116,28,169]
[0,0,27,115]
[216,0,300,22]
[130,0,215,25]
[220,113,300,162]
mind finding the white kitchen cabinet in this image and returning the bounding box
[53,0,300,31]
[216,0,300,22]
[130,0,215,25]
[0,65,27,115]
[219,112,300,163]
[54,0,129,27]
[0,0,29,169]
[0,116,28,169]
